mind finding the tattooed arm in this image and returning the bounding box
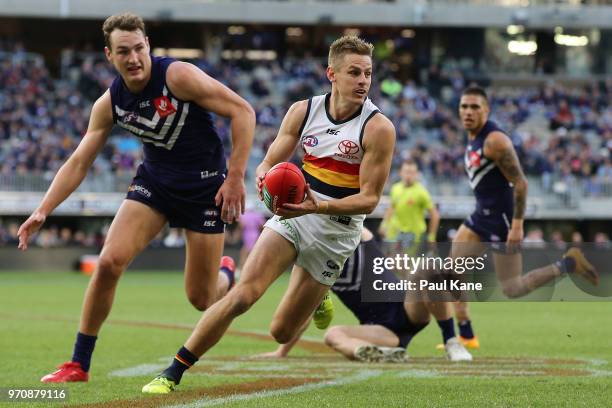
[484,131,528,245]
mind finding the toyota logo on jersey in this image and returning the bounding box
[338,140,359,155]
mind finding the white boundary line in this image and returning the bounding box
[162,370,382,408]
[109,363,168,377]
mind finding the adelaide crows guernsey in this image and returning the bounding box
[464,120,513,214]
[299,93,379,202]
[109,56,225,178]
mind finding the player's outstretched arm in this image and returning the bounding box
[17,91,113,250]
[279,114,395,218]
[484,131,528,245]
[166,62,256,223]
[255,100,308,197]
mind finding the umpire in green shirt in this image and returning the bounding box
[379,159,440,256]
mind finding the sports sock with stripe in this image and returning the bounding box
[161,346,198,384]
[71,332,97,372]
[437,318,456,344]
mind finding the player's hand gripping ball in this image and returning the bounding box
[262,162,306,214]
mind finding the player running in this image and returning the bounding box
[141,35,396,394]
[449,86,598,335]
[17,12,255,382]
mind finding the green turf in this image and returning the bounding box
[1,271,611,407]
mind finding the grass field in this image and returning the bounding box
[1,271,612,407]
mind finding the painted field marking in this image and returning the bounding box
[110,363,168,377]
[162,369,382,408]
[111,355,611,381]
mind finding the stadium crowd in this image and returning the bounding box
[1,42,611,248]
[1,218,610,249]
[1,42,611,194]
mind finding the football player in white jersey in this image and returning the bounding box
[142,35,396,394]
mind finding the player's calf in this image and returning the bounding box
[323,326,347,349]
[500,280,530,298]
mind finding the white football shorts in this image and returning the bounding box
[264,211,362,286]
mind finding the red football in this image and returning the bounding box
[262,162,306,214]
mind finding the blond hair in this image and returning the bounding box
[102,12,146,49]
[328,36,374,69]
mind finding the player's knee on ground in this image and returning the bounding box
[95,253,129,281]
[186,288,216,312]
[269,320,295,344]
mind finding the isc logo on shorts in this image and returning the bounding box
[203,221,216,227]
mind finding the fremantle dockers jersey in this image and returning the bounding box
[109,56,225,174]
[299,93,379,201]
[464,120,513,212]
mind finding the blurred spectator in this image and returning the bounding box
[594,232,611,248]
[58,227,79,246]
[550,230,566,250]
[571,231,584,245]
[4,222,20,246]
[523,227,546,248]
[550,100,574,130]
[446,228,457,242]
